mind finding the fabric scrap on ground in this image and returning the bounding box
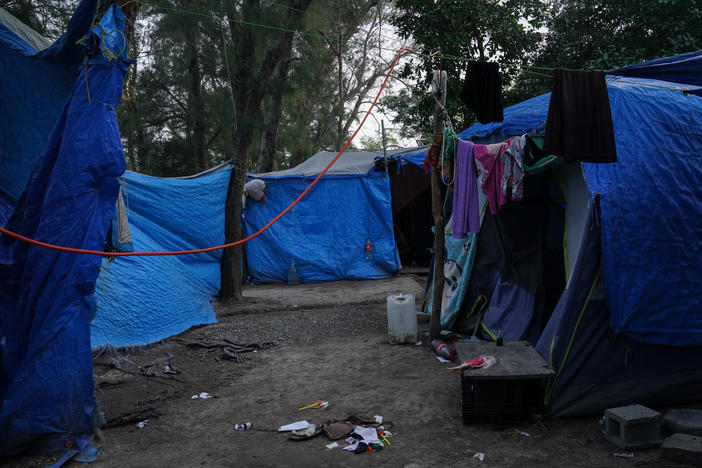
[93,352,180,379]
[174,338,276,362]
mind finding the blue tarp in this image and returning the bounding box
[91,169,226,348]
[0,0,97,202]
[611,50,702,90]
[459,68,702,346]
[244,171,400,283]
[535,205,702,416]
[0,2,126,455]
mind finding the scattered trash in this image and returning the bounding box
[436,356,451,363]
[278,420,310,432]
[446,355,496,371]
[136,420,148,428]
[614,452,634,458]
[431,339,456,360]
[513,429,530,437]
[326,442,339,450]
[161,364,179,375]
[473,452,485,461]
[374,415,383,424]
[415,341,422,346]
[191,392,212,399]
[289,424,322,441]
[322,415,381,440]
[298,400,328,411]
[234,422,252,431]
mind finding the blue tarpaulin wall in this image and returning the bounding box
[535,205,702,416]
[0,2,129,455]
[244,171,400,283]
[91,169,226,348]
[0,0,97,203]
[459,69,702,347]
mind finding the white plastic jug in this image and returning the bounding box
[386,293,417,344]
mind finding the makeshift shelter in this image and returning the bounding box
[428,54,702,416]
[244,148,426,284]
[0,1,129,456]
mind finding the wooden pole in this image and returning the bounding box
[429,70,447,340]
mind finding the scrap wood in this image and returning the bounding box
[174,338,276,362]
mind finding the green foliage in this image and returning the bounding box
[538,0,702,71]
[0,0,76,39]
[385,0,545,138]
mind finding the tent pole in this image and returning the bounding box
[429,70,447,340]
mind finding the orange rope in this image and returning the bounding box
[0,47,424,257]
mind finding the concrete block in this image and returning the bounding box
[604,404,662,450]
[661,433,702,465]
[662,408,702,437]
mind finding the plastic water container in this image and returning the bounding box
[287,261,299,286]
[386,293,417,344]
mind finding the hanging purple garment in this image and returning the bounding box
[453,140,480,238]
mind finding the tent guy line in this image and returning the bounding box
[0,47,427,257]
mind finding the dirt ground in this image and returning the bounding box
[3,275,693,467]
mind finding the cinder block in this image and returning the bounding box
[661,433,702,465]
[662,408,702,437]
[604,404,662,450]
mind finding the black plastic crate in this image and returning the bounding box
[461,378,526,425]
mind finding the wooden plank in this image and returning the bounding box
[455,340,555,380]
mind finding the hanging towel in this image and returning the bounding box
[453,140,480,238]
[459,61,503,124]
[543,69,617,163]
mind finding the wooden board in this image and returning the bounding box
[455,340,555,380]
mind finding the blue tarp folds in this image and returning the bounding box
[611,50,702,90]
[244,171,400,283]
[584,77,702,345]
[91,169,226,348]
[459,72,702,346]
[535,206,702,416]
[0,3,127,454]
[0,0,97,202]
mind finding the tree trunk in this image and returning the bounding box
[220,0,312,302]
[335,43,344,151]
[119,0,140,171]
[429,70,447,340]
[184,7,206,173]
[257,57,292,173]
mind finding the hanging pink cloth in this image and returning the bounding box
[473,142,508,214]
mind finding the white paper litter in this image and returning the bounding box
[415,341,422,346]
[191,392,212,399]
[513,429,530,437]
[473,452,485,462]
[136,420,148,428]
[436,356,451,363]
[353,425,380,444]
[374,415,383,424]
[343,437,359,452]
[278,420,309,432]
[326,442,339,450]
